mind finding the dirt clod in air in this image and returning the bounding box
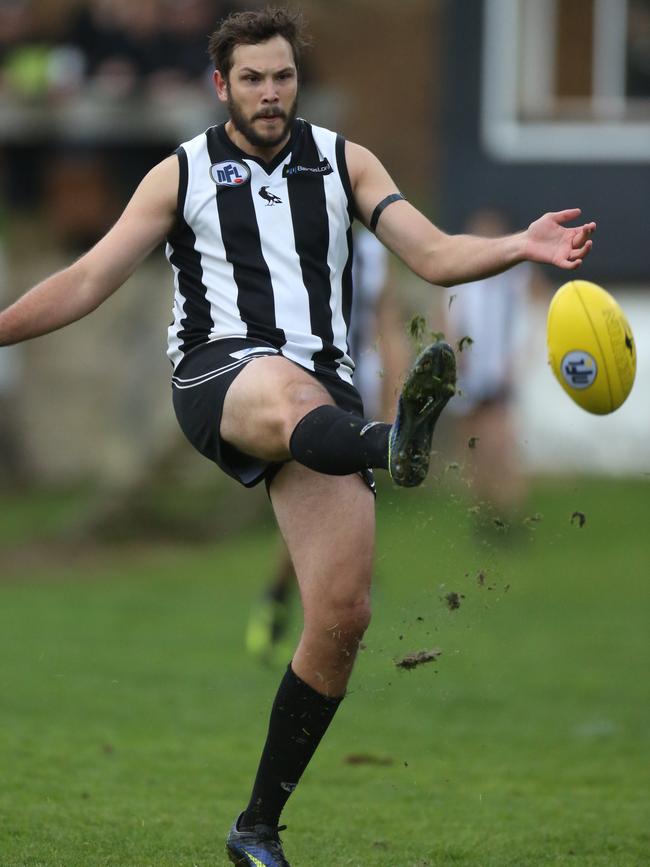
[408,314,427,341]
[395,648,443,670]
[468,436,480,449]
[571,511,586,528]
[344,753,394,766]
[476,570,496,590]
[445,591,463,610]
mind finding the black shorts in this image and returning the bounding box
[171,337,376,493]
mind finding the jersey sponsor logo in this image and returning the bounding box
[210,160,251,187]
[282,158,333,177]
[258,186,283,206]
[561,350,597,389]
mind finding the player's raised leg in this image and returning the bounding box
[221,342,457,487]
[226,464,375,866]
[220,354,337,462]
[220,353,392,475]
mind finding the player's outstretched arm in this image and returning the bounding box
[346,142,596,287]
[0,156,179,347]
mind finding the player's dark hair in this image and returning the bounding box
[208,6,310,79]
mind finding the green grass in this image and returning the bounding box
[1,477,649,866]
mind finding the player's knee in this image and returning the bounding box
[263,409,292,453]
[245,378,333,457]
[341,596,372,636]
[310,591,372,638]
[281,379,333,442]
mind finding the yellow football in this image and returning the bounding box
[547,280,636,414]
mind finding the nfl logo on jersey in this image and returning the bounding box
[210,160,251,187]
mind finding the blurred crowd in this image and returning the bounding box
[0,0,317,239]
[0,1,280,251]
[0,0,245,101]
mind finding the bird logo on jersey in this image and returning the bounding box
[258,186,283,206]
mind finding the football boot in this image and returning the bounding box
[226,813,291,866]
[389,340,456,487]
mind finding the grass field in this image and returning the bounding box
[1,476,649,866]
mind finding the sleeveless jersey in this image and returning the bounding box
[166,119,356,383]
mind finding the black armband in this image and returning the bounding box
[369,193,406,233]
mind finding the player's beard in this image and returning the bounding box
[226,90,298,150]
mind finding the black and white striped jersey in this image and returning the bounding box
[166,118,356,384]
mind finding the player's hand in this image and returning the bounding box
[525,209,596,270]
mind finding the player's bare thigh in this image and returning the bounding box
[220,355,334,461]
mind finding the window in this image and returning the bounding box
[481,0,650,161]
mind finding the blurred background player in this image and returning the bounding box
[246,225,410,663]
[444,208,539,528]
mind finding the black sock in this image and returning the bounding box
[289,405,390,475]
[240,664,343,829]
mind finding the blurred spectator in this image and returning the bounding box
[57,0,238,98]
[444,209,537,527]
[60,0,171,98]
[156,0,238,90]
[54,0,137,98]
[0,0,50,100]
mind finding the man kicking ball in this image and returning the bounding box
[0,8,595,865]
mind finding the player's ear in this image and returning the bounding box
[214,69,229,102]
